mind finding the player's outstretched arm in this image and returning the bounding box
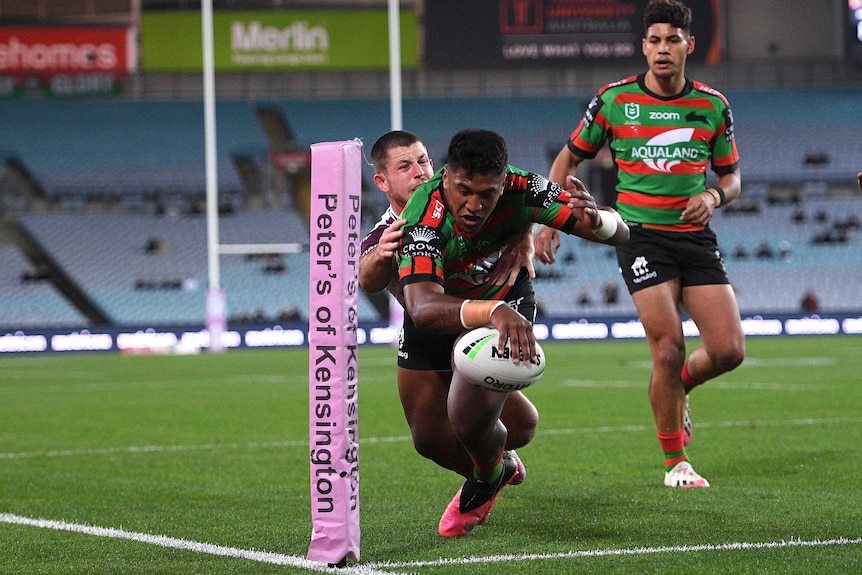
[403,282,536,364]
[560,176,629,246]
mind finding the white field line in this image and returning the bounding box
[2,512,858,574]
[0,433,412,460]
[366,537,862,571]
[0,513,390,575]
[2,417,860,461]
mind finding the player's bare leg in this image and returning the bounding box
[680,284,746,384]
[632,279,709,487]
[398,367,472,475]
[438,371,524,536]
[398,367,537,477]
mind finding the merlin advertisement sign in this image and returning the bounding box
[141,10,418,72]
[425,0,719,69]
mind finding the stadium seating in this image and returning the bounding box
[15,210,380,326]
[0,100,264,202]
[0,246,87,328]
[1,90,860,329]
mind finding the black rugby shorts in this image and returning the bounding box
[616,224,730,294]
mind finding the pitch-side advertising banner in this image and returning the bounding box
[425,0,719,68]
[0,26,135,96]
[141,10,418,72]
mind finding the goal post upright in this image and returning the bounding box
[201,0,226,353]
[307,140,362,565]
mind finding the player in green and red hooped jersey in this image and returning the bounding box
[537,0,745,488]
[359,130,540,492]
[398,129,628,535]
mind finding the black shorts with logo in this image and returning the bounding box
[397,269,537,371]
[616,224,730,294]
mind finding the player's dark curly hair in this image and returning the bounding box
[644,0,692,33]
[445,129,508,176]
[370,130,423,173]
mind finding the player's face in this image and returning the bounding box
[374,142,433,213]
[442,166,505,237]
[642,23,693,81]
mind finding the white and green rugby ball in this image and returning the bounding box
[454,326,545,392]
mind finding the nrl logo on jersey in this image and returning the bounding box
[625,102,640,120]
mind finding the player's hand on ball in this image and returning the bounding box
[489,303,537,365]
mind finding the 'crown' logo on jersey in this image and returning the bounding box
[408,226,436,244]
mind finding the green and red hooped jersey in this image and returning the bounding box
[397,165,579,301]
[568,73,739,230]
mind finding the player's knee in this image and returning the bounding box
[411,438,439,461]
[712,341,746,374]
[501,392,539,449]
[505,409,538,450]
[653,344,686,375]
[505,425,537,450]
[410,430,448,462]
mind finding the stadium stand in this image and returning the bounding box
[0,100,264,207]
[531,195,862,317]
[14,209,382,326]
[1,90,861,329]
[0,245,87,328]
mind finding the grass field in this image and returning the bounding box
[1,335,860,574]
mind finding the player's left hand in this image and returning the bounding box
[491,233,535,286]
[562,175,600,229]
[376,218,407,259]
[680,192,717,226]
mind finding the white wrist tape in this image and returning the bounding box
[459,299,471,329]
[594,210,618,240]
[460,299,507,329]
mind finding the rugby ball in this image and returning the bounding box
[453,326,545,392]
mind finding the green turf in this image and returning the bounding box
[1,336,860,574]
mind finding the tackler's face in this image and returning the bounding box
[442,166,506,237]
[374,142,433,213]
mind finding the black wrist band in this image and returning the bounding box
[712,187,726,206]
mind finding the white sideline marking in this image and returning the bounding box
[4,512,858,574]
[0,434,411,460]
[541,417,862,437]
[366,537,862,570]
[2,417,859,460]
[0,513,389,575]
